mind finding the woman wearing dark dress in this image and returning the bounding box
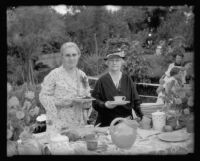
[91,51,143,127]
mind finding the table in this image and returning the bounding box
[34,128,194,155]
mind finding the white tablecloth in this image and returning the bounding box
[35,128,194,155]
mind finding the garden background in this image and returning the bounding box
[7,5,194,143]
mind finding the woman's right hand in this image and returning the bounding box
[105,101,117,109]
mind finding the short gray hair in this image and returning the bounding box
[60,42,81,55]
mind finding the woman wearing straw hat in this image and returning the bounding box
[91,50,143,127]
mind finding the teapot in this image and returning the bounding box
[110,117,138,149]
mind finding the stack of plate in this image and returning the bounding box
[140,103,164,118]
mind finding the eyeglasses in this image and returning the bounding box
[108,59,122,63]
[63,53,79,57]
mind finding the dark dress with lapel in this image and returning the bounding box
[91,72,143,127]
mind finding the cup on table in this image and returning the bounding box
[84,133,96,141]
[86,140,98,151]
[186,115,194,133]
[113,96,126,101]
[152,111,166,131]
[140,116,152,129]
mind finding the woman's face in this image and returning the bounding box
[62,47,80,69]
[175,55,183,65]
[107,57,124,72]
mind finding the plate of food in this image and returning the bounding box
[140,103,164,107]
[73,96,96,102]
[157,132,189,142]
[109,100,130,105]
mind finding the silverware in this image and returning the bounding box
[132,109,138,120]
[95,123,101,128]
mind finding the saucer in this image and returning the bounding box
[109,100,130,105]
[157,132,189,142]
[73,97,95,102]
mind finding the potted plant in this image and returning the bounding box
[160,83,193,130]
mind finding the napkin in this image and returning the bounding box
[137,128,162,139]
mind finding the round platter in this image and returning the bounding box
[140,103,164,107]
[157,132,189,142]
[73,97,95,102]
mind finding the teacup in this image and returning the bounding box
[84,133,96,141]
[114,96,126,101]
[86,140,98,151]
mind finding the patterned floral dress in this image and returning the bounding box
[39,65,91,133]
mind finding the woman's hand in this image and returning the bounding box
[105,101,117,109]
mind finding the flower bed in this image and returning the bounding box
[7,81,99,156]
[7,82,47,156]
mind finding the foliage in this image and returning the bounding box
[6,6,194,137]
[7,82,45,141]
[64,6,109,54]
[79,53,107,76]
[7,55,24,84]
[34,68,52,84]
[159,79,193,115]
[7,6,69,85]
[156,6,194,49]
[155,73,194,130]
[7,5,194,86]
[142,54,172,78]
[119,6,148,34]
[122,41,151,82]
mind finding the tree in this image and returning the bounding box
[156,5,194,50]
[7,6,69,86]
[119,6,148,34]
[122,40,151,82]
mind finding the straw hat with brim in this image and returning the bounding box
[104,51,125,60]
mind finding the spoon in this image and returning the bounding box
[95,123,101,128]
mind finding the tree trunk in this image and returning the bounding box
[94,33,99,74]
[94,33,98,55]
[29,59,36,89]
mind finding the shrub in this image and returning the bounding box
[78,53,107,76]
[7,82,45,142]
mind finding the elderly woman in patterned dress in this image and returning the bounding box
[39,42,91,134]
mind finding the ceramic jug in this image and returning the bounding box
[152,111,166,131]
[110,117,138,149]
